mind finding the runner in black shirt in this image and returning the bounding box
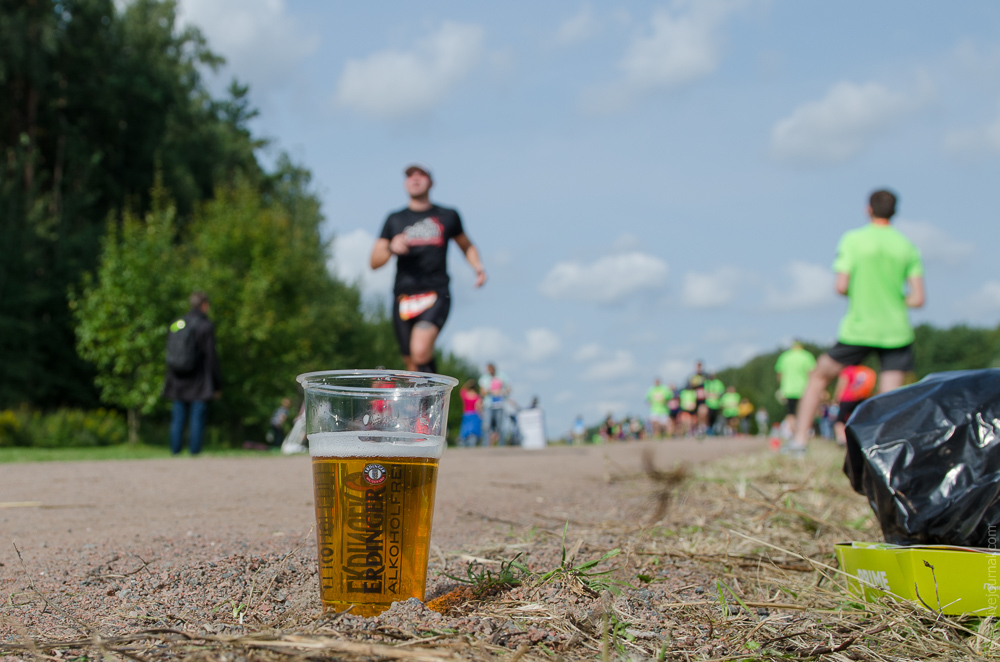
[370,164,487,373]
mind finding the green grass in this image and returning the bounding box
[0,444,287,463]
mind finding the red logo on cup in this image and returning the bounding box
[363,463,387,485]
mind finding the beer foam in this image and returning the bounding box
[308,431,444,459]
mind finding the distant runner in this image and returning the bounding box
[666,383,681,437]
[720,386,741,436]
[774,340,816,436]
[370,164,487,373]
[645,378,672,439]
[678,386,698,437]
[687,361,708,435]
[832,364,877,445]
[704,373,725,435]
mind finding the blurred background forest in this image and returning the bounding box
[2,0,998,448]
[0,0,476,448]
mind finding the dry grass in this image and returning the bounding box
[4,441,1000,661]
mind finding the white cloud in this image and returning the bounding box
[523,329,562,362]
[771,81,927,164]
[681,267,743,308]
[335,22,484,119]
[765,261,836,310]
[554,390,575,405]
[966,281,1000,312]
[620,1,734,90]
[582,350,637,382]
[539,251,668,303]
[177,0,318,91]
[450,326,561,367]
[944,107,1000,156]
[895,219,974,266]
[703,327,755,344]
[327,229,393,297]
[955,280,1000,321]
[583,0,742,112]
[658,359,691,385]
[720,342,761,366]
[554,5,600,45]
[573,343,602,362]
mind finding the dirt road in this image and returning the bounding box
[0,437,765,567]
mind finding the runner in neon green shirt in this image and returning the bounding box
[678,388,697,436]
[645,378,672,438]
[789,189,925,455]
[704,374,725,434]
[775,341,817,429]
[720,387,741,435]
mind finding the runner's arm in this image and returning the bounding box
[905,276,925,308]
[454,233,487,287]
[371,235,411,269]
[835,272,850,296]
[370,238,392,269]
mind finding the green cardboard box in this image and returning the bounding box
[835,541,1000,616]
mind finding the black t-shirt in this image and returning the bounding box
[380,204,465,295]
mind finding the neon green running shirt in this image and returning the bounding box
[646,385,672,416]
[704,379,724,409]
[833,224,924,348]
[721,392,741,418]
[775,347,816,399]
[679,389,697,412]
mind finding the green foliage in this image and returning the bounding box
[0,408,127,448]
[538,523,624,595]
[913,323,1000,375]
[0,409,27,447]
[0,442,276,463]
[70,182,185,433]
[184,178,378,437]
[0,0,265,410]
[444,554,528,597]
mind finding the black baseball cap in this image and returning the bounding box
[404,163,432,179]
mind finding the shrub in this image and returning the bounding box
[0,408,128,448]
[0,410,29,447]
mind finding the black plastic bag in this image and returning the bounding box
[844,369,1000,547]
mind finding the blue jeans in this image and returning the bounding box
[170,400,208,455]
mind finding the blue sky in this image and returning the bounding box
[177,0,1000,436]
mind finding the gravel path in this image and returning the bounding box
[0,437,767,657]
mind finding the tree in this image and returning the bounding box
[184,178,380,438]
[70,184,184,442]
[1,0,265,409]
[913,324,1000,376]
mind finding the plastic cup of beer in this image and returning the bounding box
[296,370,457,617]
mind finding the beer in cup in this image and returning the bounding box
[297,370,457,616]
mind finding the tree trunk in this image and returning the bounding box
[127,408,140,445]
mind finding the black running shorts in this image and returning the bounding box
[786,398,800,417]
[392,291,450,357]
[827,342,914,372]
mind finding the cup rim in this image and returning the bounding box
[296,369,458,395]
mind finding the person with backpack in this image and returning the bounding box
[162,291,221,455]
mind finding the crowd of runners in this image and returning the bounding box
[640,361,756,440]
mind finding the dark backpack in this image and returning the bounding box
[166,316,200,375]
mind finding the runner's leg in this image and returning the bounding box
[878,370,904,393]
[410,321,439,373]
[792,353,843,447]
